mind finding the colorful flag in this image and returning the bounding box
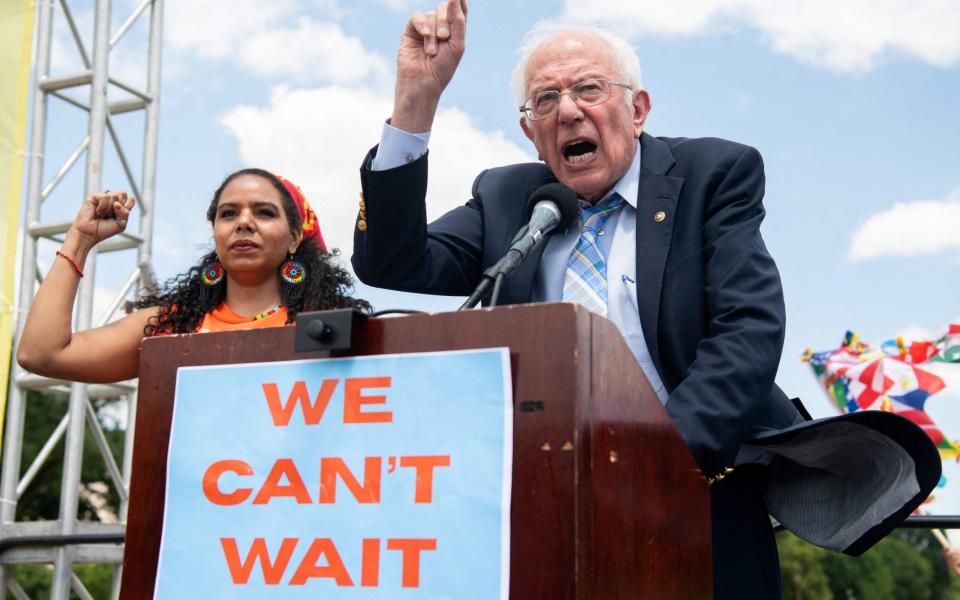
[934,324,960,364]
[805,327,959,461]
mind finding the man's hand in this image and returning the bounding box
[392,0,468,133]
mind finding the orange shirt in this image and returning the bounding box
[196,304,290,333]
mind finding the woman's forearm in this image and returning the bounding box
[16,228,97,374]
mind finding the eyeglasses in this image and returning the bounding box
[519,78,633,121]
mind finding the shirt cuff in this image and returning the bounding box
[370,121,431,171]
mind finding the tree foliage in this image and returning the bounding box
[779,531,833,599]
[3,390,126,598]
[14,391,125,521]
[778,529,960,600]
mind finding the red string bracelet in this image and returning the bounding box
[55,250,84,278]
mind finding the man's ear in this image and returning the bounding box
[520,116,534,143]
[519,117,543,160]
[632,89,651,138]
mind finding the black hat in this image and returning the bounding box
[747,410,941,556]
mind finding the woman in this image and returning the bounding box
[16,168,369,384]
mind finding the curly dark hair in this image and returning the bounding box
[135,168,370,335]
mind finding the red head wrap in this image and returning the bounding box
[276,174,327,253]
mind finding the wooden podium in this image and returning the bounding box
[120,303,711,598]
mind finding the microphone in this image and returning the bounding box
[460,183,579,309]
[496,183,579,275]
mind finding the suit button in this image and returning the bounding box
[654,211,666,223]
[357,219,368,231]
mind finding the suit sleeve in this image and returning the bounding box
[663,146,787,478]
[352,146,486,295]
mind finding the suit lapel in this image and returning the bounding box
[635,133,683,374]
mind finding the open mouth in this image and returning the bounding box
[563,140,597,164]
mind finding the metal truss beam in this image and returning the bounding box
[1,0,164,598]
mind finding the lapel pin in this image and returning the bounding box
[654,211,666,223]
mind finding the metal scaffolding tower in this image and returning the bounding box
[1,0,163,598]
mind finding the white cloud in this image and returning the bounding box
[219,85,533,257]
[163,1,369,86]
[237,17,389,85]
[211,11,535,288]
[163,0,301,59]
[564,0,730,37]
[846,187,960,261]
[377,0,421,10]
[562,0,960,72]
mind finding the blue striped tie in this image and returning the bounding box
[562,194,624,316]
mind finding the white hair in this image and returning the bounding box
[511,21,643,113]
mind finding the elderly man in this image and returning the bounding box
[352,1,938,598]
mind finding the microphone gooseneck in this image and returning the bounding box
[460,183,579,309]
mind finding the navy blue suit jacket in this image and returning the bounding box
[354,132,803,478]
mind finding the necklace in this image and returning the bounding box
[252,305,283,321]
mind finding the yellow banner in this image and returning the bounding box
[0,1,36,436]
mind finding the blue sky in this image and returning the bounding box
[34,0,960,510]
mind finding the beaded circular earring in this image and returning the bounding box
[280,257,306,285]
[202,260,224,286]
